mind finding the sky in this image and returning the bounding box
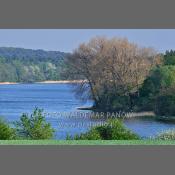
[0,29,174,53]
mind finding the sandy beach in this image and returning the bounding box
[0,82,18,85]
[36,80,85,84]
[0,80,85,85]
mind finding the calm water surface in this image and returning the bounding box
[0,83,175,139]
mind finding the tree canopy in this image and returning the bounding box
[66,37,161,111]
[0,47,68,82]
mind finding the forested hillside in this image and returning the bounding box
[0,47,69,82]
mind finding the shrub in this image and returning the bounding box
[156,129,175,140]
[106,119,140,140]
[68,119,140,140]
[15,108,55,140]
[0,118,16,140]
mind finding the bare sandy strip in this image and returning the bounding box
[37,80,86,84]
[0,80,87,85]
[0,82,18,85]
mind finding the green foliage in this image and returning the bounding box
[68,119,140,140]
[15,108,55,140]
[72,128,102,140]
[156,129,175,140]
[0,47,68,82]
[155,92,175,116]
[139,65,175,113]
[0,118,16,140]
[111,96,131,111]
[141,65,175,95]
[164,50,175,65]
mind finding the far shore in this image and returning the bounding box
[0,80,85,85]
[0,82,19,85]
[36,80,85,84]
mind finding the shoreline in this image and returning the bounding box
[0,80,84,85]
[0,82,19,85]
[36,80,84,84]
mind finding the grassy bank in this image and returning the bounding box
[0,140,175,145]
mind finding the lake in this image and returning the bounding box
[0,83,175,139]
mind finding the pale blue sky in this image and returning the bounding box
[0,29,174,53]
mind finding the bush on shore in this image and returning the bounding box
[14,108,55,140]
[0,118,16,140]
[67,119,140,140]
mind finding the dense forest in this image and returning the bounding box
[0,47,69,82]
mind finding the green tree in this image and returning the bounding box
[140,65,175,97]
[139,65,175,114]
[15,108,55,139]
[164,50,175,65]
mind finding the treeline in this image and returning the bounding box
[0,47,69,82]
[67,37,175,116]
